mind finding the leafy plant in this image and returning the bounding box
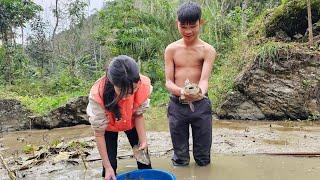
[22,144,39,154]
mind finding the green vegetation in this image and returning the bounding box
[265,0,320,38]
[0,0,41,83]
[22,144,39,154]
[0,70,92,114]
[2,0,313,120]
[255,41,293,68]
[208,36,252,108]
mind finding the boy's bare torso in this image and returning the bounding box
[169,39,211,87]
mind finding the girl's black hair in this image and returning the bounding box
[177,1,202,24]
[103,55,140,120]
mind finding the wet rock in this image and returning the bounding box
[31,96,90,129]
[0,99,32,132]
[0,96,90,131]
[218,46,320,120]
[217,91,265,120]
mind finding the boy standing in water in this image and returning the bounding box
[164,2,216,166]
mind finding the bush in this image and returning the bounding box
[265,0,320,38]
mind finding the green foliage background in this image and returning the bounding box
[1,0,291,117]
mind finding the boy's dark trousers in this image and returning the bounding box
[102,127,152,177]
[168,95,212,166]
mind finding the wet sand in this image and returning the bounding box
[1,120,320,179]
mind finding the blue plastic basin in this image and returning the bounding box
[116,169,176,180]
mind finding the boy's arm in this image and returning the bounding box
[198,46,216,95]
[164,46,182,96]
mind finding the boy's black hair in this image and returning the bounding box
[177,1,202,24]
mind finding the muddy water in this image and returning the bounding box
[18,155,320,180]
[2,120,320,157]
[0,125,93,156]
[1,120,320,179]
[118,155,320,180]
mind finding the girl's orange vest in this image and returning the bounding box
[90,75,151,132]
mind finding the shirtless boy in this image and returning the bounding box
[164,1,216,166]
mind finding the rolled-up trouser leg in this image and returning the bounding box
[168,100,190,166]
[191,98,212,166]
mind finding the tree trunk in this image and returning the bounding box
[21,26,24,48]
[307,0,313,47]
[99,44,102,63]
[4,46,12,84]
[241,0,248,33]
[11,28,16,47]
[93,42,97,71]
[4,29,13,84]
[52,0,59,49]
[3,31,8,45]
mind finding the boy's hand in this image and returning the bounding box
[180,82,204,102]
[184,92,204,102]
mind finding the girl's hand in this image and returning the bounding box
[138,141,148,150]
[105,166,116,180]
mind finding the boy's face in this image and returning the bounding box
[177,20,201,42]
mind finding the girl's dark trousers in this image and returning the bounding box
[102,127,152,177]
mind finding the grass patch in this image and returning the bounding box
[256,41,291,66]
[150,81,169,106]
[208,34,255,109]
[0,75,92,115]
[144,106,168,132]
[0,87,88,115]
[19,91,87,115]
